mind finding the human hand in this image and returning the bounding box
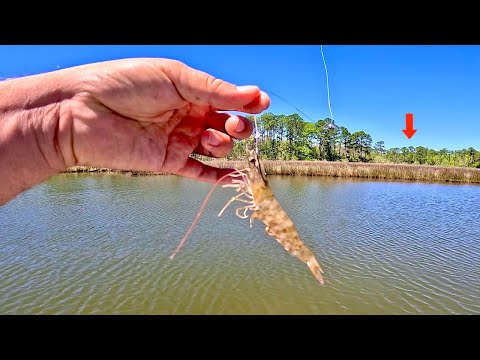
[60,58,270,182]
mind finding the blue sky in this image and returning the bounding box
[1,45,479,150]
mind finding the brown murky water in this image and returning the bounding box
[1,174,479,314]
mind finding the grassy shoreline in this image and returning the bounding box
[64,160,480,184]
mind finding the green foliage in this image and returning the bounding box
[224,112,478,168]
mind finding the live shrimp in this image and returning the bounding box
[169,146,325,286]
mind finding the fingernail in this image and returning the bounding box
[208,133,221,147]
[236,85,259,93]
[235,119,245,133]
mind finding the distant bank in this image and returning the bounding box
[64,160,480,184]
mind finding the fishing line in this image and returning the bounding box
[320,45,334,121]
[260,45,335,124]
[254,115,260,155]
[262,88,316,123]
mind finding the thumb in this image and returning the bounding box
[164,61,270,113]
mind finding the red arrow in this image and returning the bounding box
[403,113,417,139]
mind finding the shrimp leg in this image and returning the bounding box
[218,193,254,217]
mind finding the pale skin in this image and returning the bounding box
[0,58,270,206]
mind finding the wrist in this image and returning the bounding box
[0,70,79,204]
[0,70,78,171]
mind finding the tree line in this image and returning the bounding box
[224,112,480,168]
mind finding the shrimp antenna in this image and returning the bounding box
[169,170,240,260]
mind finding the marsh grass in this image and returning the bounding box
[201,160,480,184]
[65,161,480,184]
[64,166,167,176]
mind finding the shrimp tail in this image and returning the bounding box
[306,256,325,286]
